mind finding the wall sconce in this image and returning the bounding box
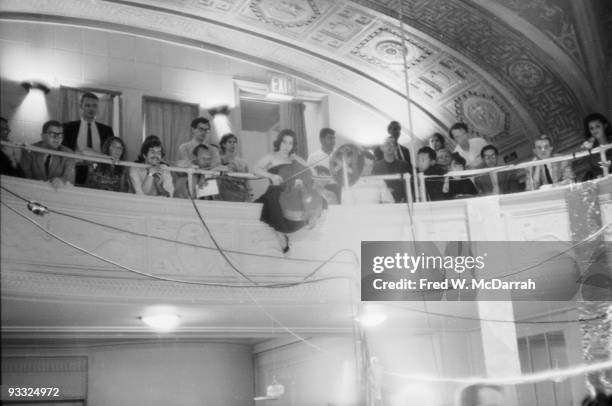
[21,81,51,94]
[139,314,181,332]
[207,105,231,117]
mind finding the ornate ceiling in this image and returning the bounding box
[0,0,608,157]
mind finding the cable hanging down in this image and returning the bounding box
[0,201,354,289]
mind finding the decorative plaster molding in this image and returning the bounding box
[2,356,87,373]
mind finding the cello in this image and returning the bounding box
[277,160,325,226]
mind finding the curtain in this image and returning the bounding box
[279,101,308,159]
[59,87,115,128]
[142,97,198,163]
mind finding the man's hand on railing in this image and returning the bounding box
[582,140,595,150]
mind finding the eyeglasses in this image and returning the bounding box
[196,126,211,132]
[47,131,64,139]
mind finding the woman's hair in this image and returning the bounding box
[273,129,297,155]
[139,137,163,159]
[583,113,612,142]
[102,136,126,160]
[430,132,446,149]
[450,152,466,168]
[219,133,238,154]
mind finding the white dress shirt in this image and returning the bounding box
[76,118,102,152]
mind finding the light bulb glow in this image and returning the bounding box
[141,314,180,332]
[359,312,387,327]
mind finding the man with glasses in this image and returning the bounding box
[474,145,522,195]
[177,117,220,166]
[21,120,75,189]
[0,117,24,176]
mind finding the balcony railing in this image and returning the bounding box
[2,140,611,204]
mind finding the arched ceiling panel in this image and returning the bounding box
[0,0,601,156]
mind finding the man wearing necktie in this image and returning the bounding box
[373,121,413,174]
[62,92,115,185]
[526,134,571,190]
[20,120,75,189]
[474,145,523,195]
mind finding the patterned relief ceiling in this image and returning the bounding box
[0,0,602,155]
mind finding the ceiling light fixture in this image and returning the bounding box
[359,312,387,327]
[21,81,50,94]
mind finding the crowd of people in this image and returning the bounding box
[0,93,254,202]
[357,116,611,202]
[1,92,611,209]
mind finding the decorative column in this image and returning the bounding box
[567,182,612,392]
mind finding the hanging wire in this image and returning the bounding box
[0,201,352,289]
[2,188,610,321]
[0,183,343,263]
[0,185,358,272]
[382,359,612,385]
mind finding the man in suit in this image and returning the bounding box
[21,120,75,189]
[525,134,572,191]
[416,146,447,201]
[372,136,412,202]
[0,117,24,177]
[374,121,413,173]
[63,92,114,153]
[63,92,114,185]
[474,145,522,195]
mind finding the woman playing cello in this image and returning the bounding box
[253,129,325,253]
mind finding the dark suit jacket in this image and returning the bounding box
[475,170,523,195]
[0,148,24,177]
[423,164,447,201]
[21,141,76,184]
[526,156,568,191]
[62,120,114,151]
[372,158,412,203]
[374,144,412,173]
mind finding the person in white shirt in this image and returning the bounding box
[307,127,336,174]
[526,134,572,190]
[307,127,340,203]
[129,138,174,197]
[448,122,488,169]
[176,117,220,166]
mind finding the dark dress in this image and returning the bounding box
[256,162,325,233]
[582,140,612,181]
[84,163,128,192]
[446,177,478,199]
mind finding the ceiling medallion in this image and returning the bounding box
[351,27,432,70]
[374,40,407,64]
[455,93,509,138]
[508,59,545,88]
[250,0,321,28]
